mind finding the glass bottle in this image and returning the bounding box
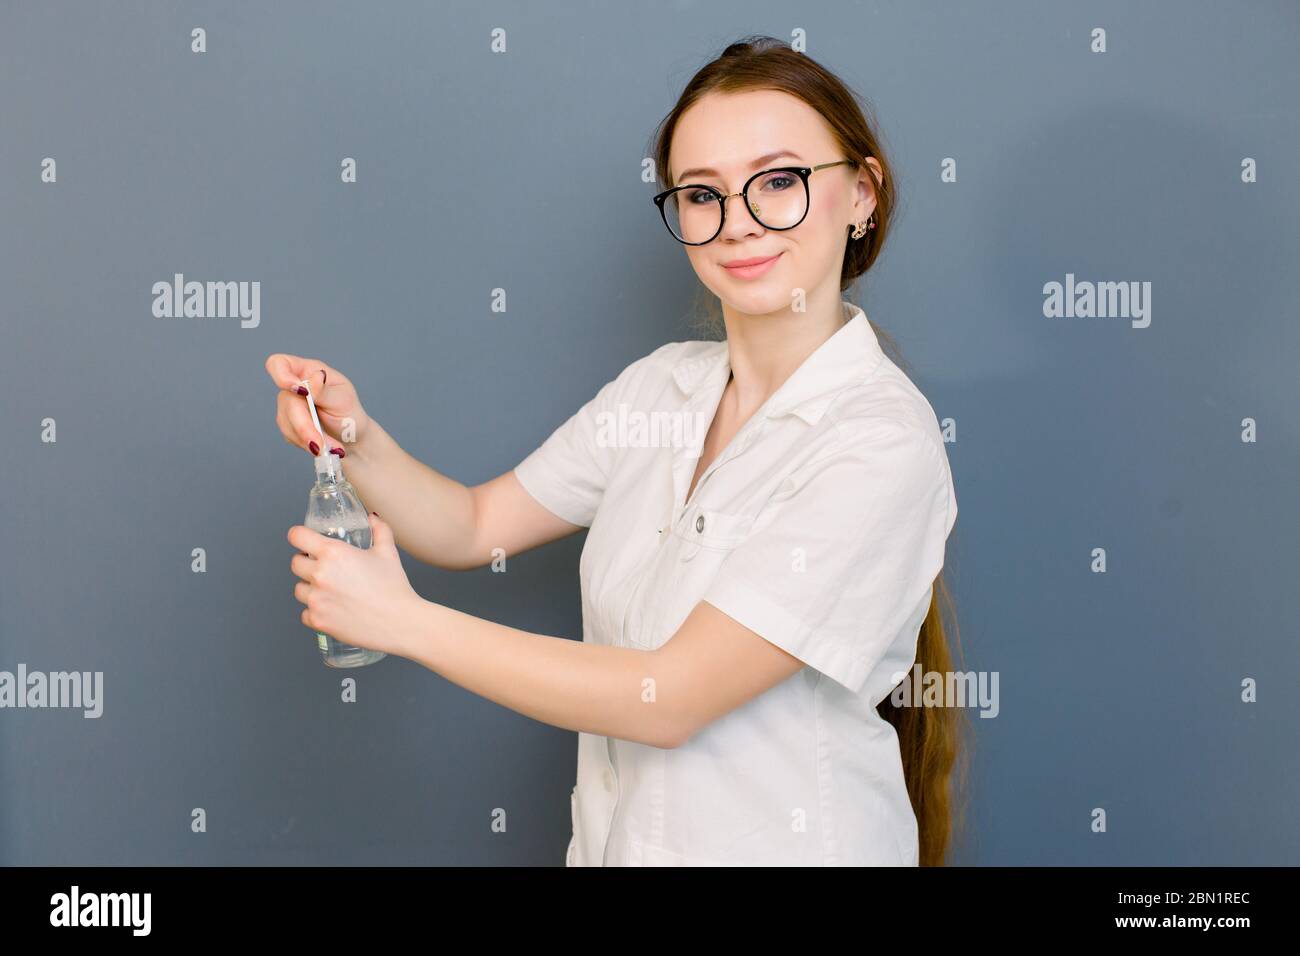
[304,452,386,667]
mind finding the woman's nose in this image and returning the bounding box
[718,193,764,240]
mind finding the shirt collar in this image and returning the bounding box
[671,300,885,425]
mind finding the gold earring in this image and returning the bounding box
[851,216,874,239]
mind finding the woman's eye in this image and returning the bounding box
[685,189,717,205]
[760,174,795,191]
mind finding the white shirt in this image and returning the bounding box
[513,299,957,866]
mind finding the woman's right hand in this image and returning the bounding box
[265,354,372,457]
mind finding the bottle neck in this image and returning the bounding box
[313,453,344,486]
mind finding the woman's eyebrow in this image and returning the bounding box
[676,150,804,183]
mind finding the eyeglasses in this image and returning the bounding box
[652,159,858,246]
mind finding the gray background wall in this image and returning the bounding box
[1,1,1296,865]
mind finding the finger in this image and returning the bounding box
[273,357,343,400]
[277,390,335,453]
[288,525,338,556]
[293,581,312,605]
[274,395,308,449]
[367,511,396,554]
[265,353,319,392]
[266,355,349,414]
[290,552,317,582]
[304,364,354,425]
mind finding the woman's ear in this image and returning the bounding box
[855,156,884,219]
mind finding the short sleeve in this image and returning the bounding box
[701,419,953,694]
[512,352,656,528]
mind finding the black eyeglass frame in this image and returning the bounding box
[652,159,859,246]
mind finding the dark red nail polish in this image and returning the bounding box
[371,511,379,517]
[309,441,320,455]
[296,386,308,396]
[331,446,345,458]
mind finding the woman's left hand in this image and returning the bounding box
[288,512,425,658]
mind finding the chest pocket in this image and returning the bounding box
[676,506,755,556]
[629,506,755,650]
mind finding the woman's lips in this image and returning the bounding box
[722,252,782,279]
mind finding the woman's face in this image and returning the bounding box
[667,88,880,317]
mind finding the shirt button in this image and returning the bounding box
[695,514,705,533]
[602,769,615,791]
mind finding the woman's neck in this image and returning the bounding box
[719,295,848,418]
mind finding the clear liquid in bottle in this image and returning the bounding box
[304,453,386,668]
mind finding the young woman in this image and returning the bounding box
[267,36,965,867]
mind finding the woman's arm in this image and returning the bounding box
[398,597,805,749]
[343,419,584,571]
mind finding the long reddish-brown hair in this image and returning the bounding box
[649,35,970,866]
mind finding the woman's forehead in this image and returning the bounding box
[670,91,830,181]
